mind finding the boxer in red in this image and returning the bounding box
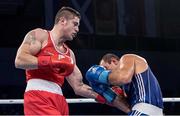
[15,7,130,115]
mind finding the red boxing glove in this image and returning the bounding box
[95,94,106,104]
[111,86,124,95]
[38,55,74,75]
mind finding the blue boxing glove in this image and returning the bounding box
[86,65,110,85]
[90,82,116,103]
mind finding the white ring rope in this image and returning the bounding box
[0,98,179,104]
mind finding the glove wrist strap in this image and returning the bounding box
[98,70,111,84]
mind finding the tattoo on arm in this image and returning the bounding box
[23,31,36,44]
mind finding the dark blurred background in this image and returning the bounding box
[0,0,180,115]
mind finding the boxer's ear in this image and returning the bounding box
[111,58,118,65]
[58,17,67,25]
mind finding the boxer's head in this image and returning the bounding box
[54,7,81,25]
[54,7,81,40]
[99,53,119,70]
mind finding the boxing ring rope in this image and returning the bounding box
[0,98,180,104]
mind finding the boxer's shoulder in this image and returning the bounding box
[32,28,48,42]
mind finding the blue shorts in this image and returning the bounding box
[128,110,147,116]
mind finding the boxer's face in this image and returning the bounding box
[62,16,80,40]
[100,59,118,70]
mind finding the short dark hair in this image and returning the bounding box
[101,53,119,64]
[54,6,81,24]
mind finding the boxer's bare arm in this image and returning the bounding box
[108,54,148,85]
[66,65,99,98]
[66,51,99,98]
[108,54,135,85]
[15,28,46,70]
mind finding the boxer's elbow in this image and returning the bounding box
[110,73,132,85]
[117,74,132,84]
[15,56,26,69]
[116,69,134,85]
[15,57,21,68]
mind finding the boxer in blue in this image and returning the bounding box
[86,53,163,115]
